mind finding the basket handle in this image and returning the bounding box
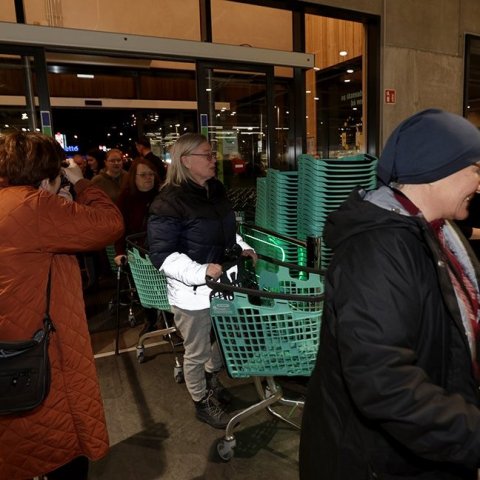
[206,276,324,302]
[126,232,148,256]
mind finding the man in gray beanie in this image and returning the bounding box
[300,109,480,480]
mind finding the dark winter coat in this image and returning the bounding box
[300,187,480,480]
[114,187,158,256]
[147,178,249,310]
[148,178,237,268]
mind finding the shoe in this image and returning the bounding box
[195,392,231,429]
[206,371,232,405]
[139,322,157,337]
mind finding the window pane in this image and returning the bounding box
[23,0,201,40]
[465,36,480,127]
[305,15,365,158]
[212,0,292,51]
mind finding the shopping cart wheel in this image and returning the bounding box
[217,438,235,461]
[174,366,184,384]
[136,346,145,363]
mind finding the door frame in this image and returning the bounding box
[0,44,51,133]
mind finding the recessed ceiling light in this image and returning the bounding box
[77,74,94,79]
[339,51,348,56]
[314,67,320,71]
[344,79,351,83]
[347,69,354,74]
[306,90,311,94]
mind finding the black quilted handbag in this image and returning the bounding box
[0,268,56,415]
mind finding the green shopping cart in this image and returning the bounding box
[126,233,183,383]
[207,255,324,461]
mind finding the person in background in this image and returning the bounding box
[114,157,161,336]
[136,136,167,182]
[84,148,105,180]
[300,109,480,480]
[0,132,124,480]
[148,133,256,429]
[91,148,127,203]
[72,153,87,175]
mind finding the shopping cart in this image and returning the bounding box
[125,233,183,383]
[207,255,323,461]
[109,250,138,329]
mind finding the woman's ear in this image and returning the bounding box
[39,176,61,193]
[180,155,190,169]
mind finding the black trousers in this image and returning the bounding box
[46,456,89,480]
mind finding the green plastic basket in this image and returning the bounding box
[257,259,323,312]
[211,292,321,378]
[105,244,118,273]
[210,256,323,378]
[127,247,171,311]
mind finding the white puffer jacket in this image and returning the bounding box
[161,233,251,310]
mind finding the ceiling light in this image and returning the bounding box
[77,74,94,79]
[347,69,354,74]
[206,88,212,92]
[306,90,311,94]
[339,51,348,56]
[344,79,351,83]
[314,67,320,71]
[314,97,319,101]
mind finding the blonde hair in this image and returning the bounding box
[164,133,208,188]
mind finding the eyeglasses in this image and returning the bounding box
[188,152,216,160]
[136,173,155,178]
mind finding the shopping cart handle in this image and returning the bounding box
[206,276,324,302]
[255,253,325,275]
[126,232,149,255]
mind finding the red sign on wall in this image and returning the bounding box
[385,89,396,104]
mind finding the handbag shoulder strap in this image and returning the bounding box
[44,263,56,333]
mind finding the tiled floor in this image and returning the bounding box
[87,278,304,480]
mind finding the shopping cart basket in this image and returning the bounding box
[207,255,323,461]
[126,233,183,383]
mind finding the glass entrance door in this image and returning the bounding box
[196,63,276,189]
[0,46,51,136]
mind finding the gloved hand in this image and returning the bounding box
[62,158,84,185]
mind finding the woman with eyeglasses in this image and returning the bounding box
[147,133,256,429]
[114,157,161,335]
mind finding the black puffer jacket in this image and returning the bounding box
[300,187,480,480]
[149,178,236,267]
[147,178,250,310]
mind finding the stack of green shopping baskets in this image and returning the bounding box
[297,153,377,268]
[254,177,268,229]
[254,169,300,263]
